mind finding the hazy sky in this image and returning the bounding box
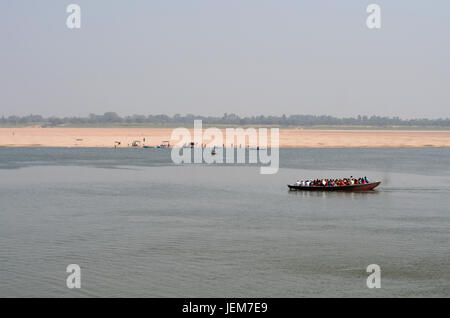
[1,0,449,118]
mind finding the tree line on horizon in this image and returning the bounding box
[1,112,450,127]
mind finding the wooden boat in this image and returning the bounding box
[288,182,381,192]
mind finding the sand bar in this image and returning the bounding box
[1,128,450,148]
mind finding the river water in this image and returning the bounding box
[0,148,449,297]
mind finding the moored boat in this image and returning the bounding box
[288,182,381,192]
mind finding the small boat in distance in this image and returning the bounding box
[288,182,380,192]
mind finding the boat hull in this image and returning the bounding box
[288,182,381,192]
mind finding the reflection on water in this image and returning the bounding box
[288,190,381,199]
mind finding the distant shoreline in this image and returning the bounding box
[1,127,450,148]
[2,124,450,131]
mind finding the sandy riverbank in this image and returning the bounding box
[1,127,450,148]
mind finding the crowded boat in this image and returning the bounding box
[294,176,370,187]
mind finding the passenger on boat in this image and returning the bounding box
[295,177,370,187]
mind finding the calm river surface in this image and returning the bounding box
[0,148,449,297]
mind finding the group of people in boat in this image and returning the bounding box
[294,176,370,187]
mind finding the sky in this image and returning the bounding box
[0,0,449,118]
